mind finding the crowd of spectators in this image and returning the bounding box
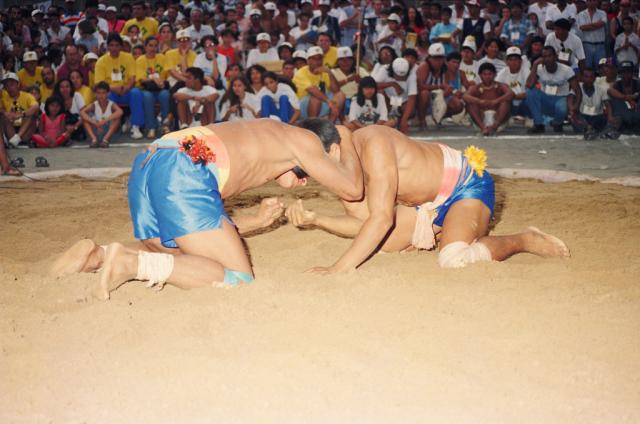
[1,0,640,167]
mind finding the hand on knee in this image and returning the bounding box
[438,241,491,268]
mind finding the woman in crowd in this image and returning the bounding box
[53,78,84,138]
[245,64,267,94]
[346,76,394,131]
[403,7,426,36]
[137,36,170,138]
[371,46,398,77]
[157,22,175,54]
[70,69,93,106]
[219,77,260,122]
[477,38,506,74]
[258,71,300,123]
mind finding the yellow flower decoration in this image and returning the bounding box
[464,145,487,177]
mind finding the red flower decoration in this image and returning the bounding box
[179,135,217,165]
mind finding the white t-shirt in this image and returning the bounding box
[477,56,507,74]
[348,93,389,125]
[460,60,479,84]
[257,83,300,110]
[529,2,551,35]
[615,33,640,65]
[69,92,85,115]
[450,6,470,25]
[372,65,418,103]
[246,47,280,68]
[375,24,404,56]
[545,32,585,69]
[573,82,608,115]
[536,63,575,96]
[496,65,530,105]
[193,52,228,79]
[186,24,214,48]
[545,4,577,29]
[177,85,217,112]
[289,25,318,51]
[220,92,261,122]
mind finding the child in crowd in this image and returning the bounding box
[31,96,69,148]
[258,71,300,124]
[345,76,394,130]
[80,82,123,148]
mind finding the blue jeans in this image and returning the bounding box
[526,88,567,126]
[512,101,531,118]
[260,95,294,123]
[583,42,606,70]
[109,88,144,127]
[142,89,170,129]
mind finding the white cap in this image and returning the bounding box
[106,6,117,12]
[467,0,481,7]
[83,52,99,63]
[337,46,353,59]
[318,0,331,6]
[257,33,271,43]
[301,0,313,4]
[392,58,410,77]
[31,9,44,17]
[506,46,522,57]
[249,8,262,16]
[2,72,19,82]
[176,29,191,40]
[293,50,307,59]
[462,35,477,52]
[387,13,401,23]
[121,35,132,45]
[307,46,323,58]
[264,2,277,10]
[278,42,293,49]
[428,43,445,57]
[98,4,106,11]
[23,51,38,62]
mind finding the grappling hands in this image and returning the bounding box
[285,199,317,227]
[257,197,285,228]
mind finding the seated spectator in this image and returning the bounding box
[165,30,196,90]
[429,7,457,55]
[525,46,579,133]
[317,32,338,69]
[345,76,395,131]
[95,33,144,139]
[246,33,279,68]
[121,0,158,38]
[105,6,125,34]
[194,35,227,89]
[54,78,85,138]
[39,67,56,104]
[311,0,341,44]
[372,57,417,133]
[614,17,640,66]
[596,58,617,90]
[18,51,43,89]
[80,82,124,148]
[47,11,72,45]
[293,46,345,122]
[460,36,479,86]
[477,38,506,74]
[246,64,267,94]
[31,96,69,148]
[607,61,640,133]
[527,35,546,65]
[463,62,514,135]
[136,36,170,138]
[417,43,447,127]
[76,20,101,54]
[568,68,614,139]
[174,67,218,128]
[217,29,239,65]
[277,43,294,62]
[496,46,531,119]
[282,59,296,81]
[292,50,308,69]
[157,22,176,54]
[70,70,93,106]
[220,77,260,122]
[186,7,214,49]
[371,45,398,77]
[288,12,317,51]
[83,53,99,87]
[26,85,43,111]
[332,46,370,112]
[545,19,585,70]
[258,71,300,124]
[0,73,38,147]
[375,13,405,56]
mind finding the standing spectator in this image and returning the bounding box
[105,6,125,34]
[375,13,405,56]
[372,57,417,133]
[174,67,218,128]
[568,68,613,139]
[576,0,608,69]
[545,0,577,32]
[62,0,82,31]
[614,17,640,65]
[137,36,170,138]
[186,7,214,49]
[0,73,38,147]
[258,71,300,123]
[417,42,447,127]
[312,0,341,43]
[18,51,43,89]
[95,33,144,139]
[457,0,491,58]
[525,46,579,133]
[450,0,469,24]
[220,77,260,122]
[610,0,633,42]
[121,1,158,39]
[345,76,394,130]
[429,7,458,55]
[607,61,640,133]
[292,46,345,122]
[246,33,279,68]
[499,2,533,50]
[463,62,514,135]
[545,18,585,70]
[496,46,531,119]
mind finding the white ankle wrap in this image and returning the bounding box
[136,251,174,290]
[438,241,492,269]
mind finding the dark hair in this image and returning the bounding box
[106,32,123,45]
[543,45,557,56]
[293,119,342,178]
[623,16,634,25]
[377,45,398,64]
[478,62,497,74]
[44,95,64,116]
[200,34,217,48]
[53,78,75,101]
[317,32,334,45]
[221,77,252,118]
[447,51,462,62]
[221,29,236,38]
[245,64,267,83]
[356,76,378,108]
[402,6,425,28]
[94,81,110,92]
[402,48,418,60]
[185,66,204,84]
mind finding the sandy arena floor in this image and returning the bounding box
[1,176,639,422]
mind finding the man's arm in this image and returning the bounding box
[286,199,364,238]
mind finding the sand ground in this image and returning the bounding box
[1,176,639,423]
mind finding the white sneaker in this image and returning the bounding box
[179,122,189,130]
[131,126,143,139]
[524,118,534,129]
[8,134,21,147]
[146,128,156,139]
[431,89,447,124]
[121,120,131,134]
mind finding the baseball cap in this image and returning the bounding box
[598,57,614,66]
[98,4,106,11]
[23,51,38,62]
[506,46,522,57]
[462,35,477,52]
[264,2,277,11]
[2,72,19,83]
[31,9,44,17]
[301,0,313,4]
[307,46,323,58]
[293,50,308,60]
[467,0,481,7]
[257,33,271,43]
[387,13,401,23]
[106,6,117,12]
[619,61,635,72]
[337,46,353,59]
[392,58,410,77]
[249,8,262,16]
[428,43,445,57]
[176,29,191,41]
[318,0,331,6]
[278,42,293,50]
[83,52,99,64]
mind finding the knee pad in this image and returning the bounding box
[223,269,254,286]
[438,241,492,269]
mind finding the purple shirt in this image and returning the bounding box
[56,63,90,86]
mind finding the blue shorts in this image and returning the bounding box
[128,148,231,248]
[299,92,334,119]
[433,164,495,227]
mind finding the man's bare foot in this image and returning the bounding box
[50,239,105,278]
[95,242,137,300]
[524,227,571,258]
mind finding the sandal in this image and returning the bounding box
[10,157,25,168]
[90,139,99,148]
[1,167,21,176]
[35,156,50,168]
[99,140,110,148]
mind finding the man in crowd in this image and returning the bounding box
[569,67,615,139]
[608,61,640,133]
[0,73,39,147]
[497,46,531,121]
[545,18,585,70]
[576,0,608,69]
[121,0,159,39]
[463,62,514,135]
[174,67,218,128]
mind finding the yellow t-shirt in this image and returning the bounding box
[94,52,136,87]
[1,90,38,126]
[292,65,331,99]
[40,84,55,103]
[88,70,95,88]
[77,85,94,105]
[323,46,338,69]
[17,66,44,89]
[164,48,196,74]
[121,17,158,38]
[136,54,168,85]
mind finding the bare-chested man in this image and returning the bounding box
[286,125,569,274]
[463,62,514,136]
[52,119,362,299]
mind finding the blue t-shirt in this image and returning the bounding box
[429,22,458,55]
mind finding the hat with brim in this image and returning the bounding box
[462,35,477,52]
[249,8,262,16]
[23,51,38,62]
[2,72,19,83]
[32,9,44,17]
[307,46,324,58]
[392,58,410,77]
[176,29,191,41]
[337,46,353,59]
[619,61,635,72]
[387,13,401,23]
[83,52,99,64]
[293,50,308,60]
[257,33,271,43]
[506,46,522,57]
[106,6,117,12]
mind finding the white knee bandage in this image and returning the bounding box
[136,251,174,290]
[438,241,492,269]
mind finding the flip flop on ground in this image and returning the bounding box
[35,156,50,168]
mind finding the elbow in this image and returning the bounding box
[342,185,364,202]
